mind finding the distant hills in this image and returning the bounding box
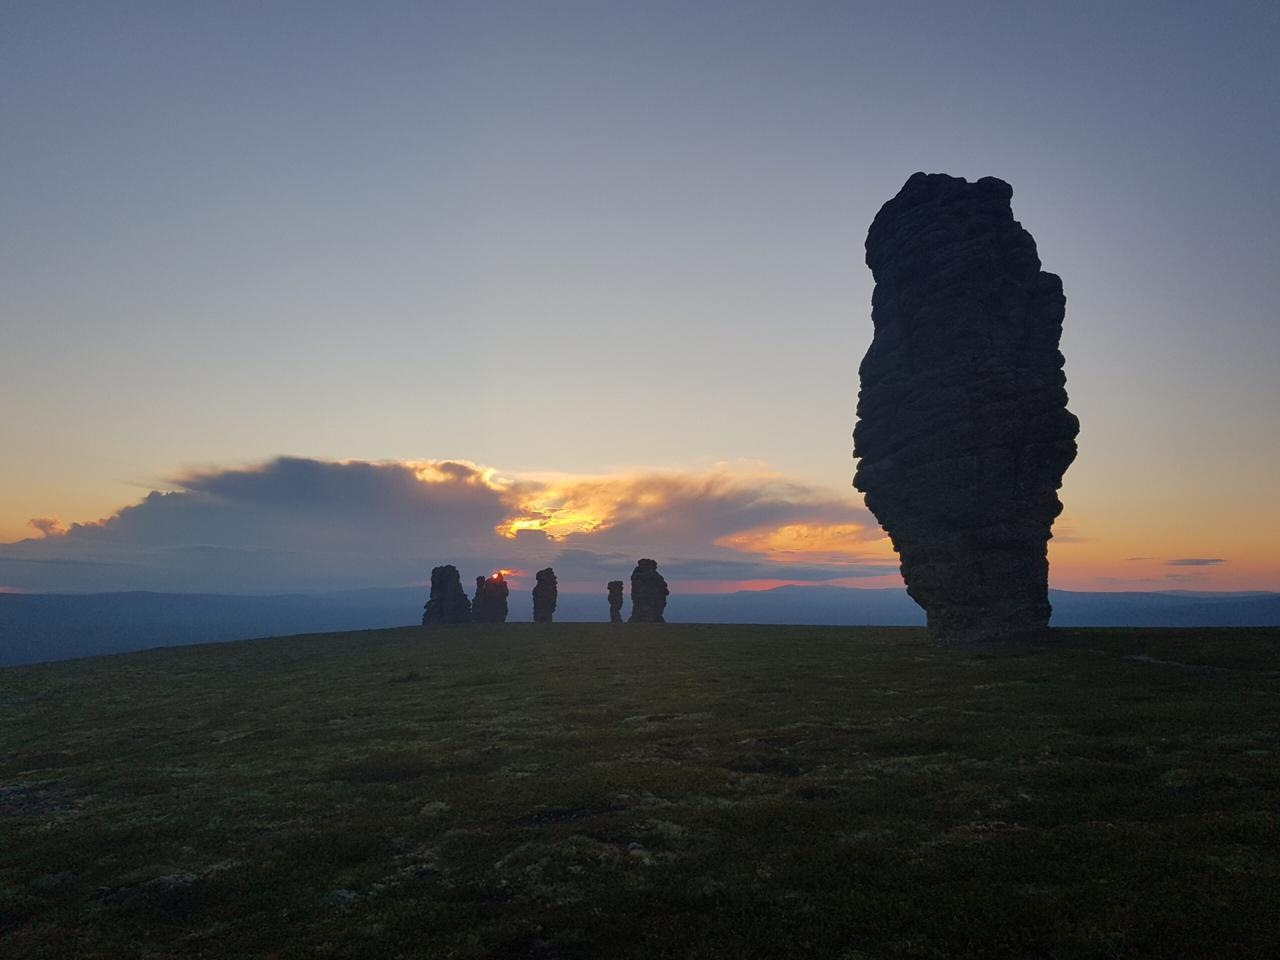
[2,585,1277,667]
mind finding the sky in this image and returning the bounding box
[2,1,1277,596]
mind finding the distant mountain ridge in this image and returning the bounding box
[2,586,1277,667]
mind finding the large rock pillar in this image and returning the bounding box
[422,564,472,625]
[532,567,558,623]
[473,571,510,623]
[628,559,669,623]
[607,580,624,623]
[853,173,1078,643]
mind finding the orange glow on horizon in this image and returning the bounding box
[5,456,1276,594]
[715,522,894,563]
[677,578,883,594]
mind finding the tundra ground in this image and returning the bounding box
[2,624,1277,959]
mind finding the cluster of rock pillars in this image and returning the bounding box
[421,559,669,626]
[422,173,1077,645]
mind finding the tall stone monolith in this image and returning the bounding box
[532,567,557,623]
[853,172,1079,644]
[422,564,472,625]
[628,559,669,623]
[473,571,510,623]
[607,580,624,623]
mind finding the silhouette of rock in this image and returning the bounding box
[473,576,485,613]
[853,172,1079,644]
[532,567,558,623]
[473,571,510,623]
[628,559,669,623]
[607,580,624,623]
[422,564,472,625]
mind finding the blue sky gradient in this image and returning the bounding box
[2,1,1277,591]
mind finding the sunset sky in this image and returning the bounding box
[2,2,1277,595]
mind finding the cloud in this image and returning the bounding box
[86,458,512,551]
[27,517,67,538]
[1047,516,1090,544]
[0,456,895,594]
[1167,558,1226,567]
[715,523,881,561]
[500,470,878,544]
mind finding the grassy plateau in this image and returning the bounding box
[1,623,1277,959]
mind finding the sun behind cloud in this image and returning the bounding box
[497,479,616,540]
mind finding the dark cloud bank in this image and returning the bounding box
[0,457,893,594]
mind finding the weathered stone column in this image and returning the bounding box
[422,564,472,625]
[473,571,510,623]
[628,559,669,623]
[607,580,624,623]
[532,567,557,623]
[853,173,1078,643]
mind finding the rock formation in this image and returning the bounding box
[628,559,669,623]
[422,564,472,625]
[473,576,485,614]
[853,172,1079,644]
[607,580,624,623]
[472,571,510,623]
[532,567,558,623]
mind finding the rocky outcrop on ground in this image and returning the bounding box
[628,559,669,623]
[532,568,558,623]
[422,565,472,625]
[607,581,624,623]
[473,572,510,623]
[853,172,1079,644]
